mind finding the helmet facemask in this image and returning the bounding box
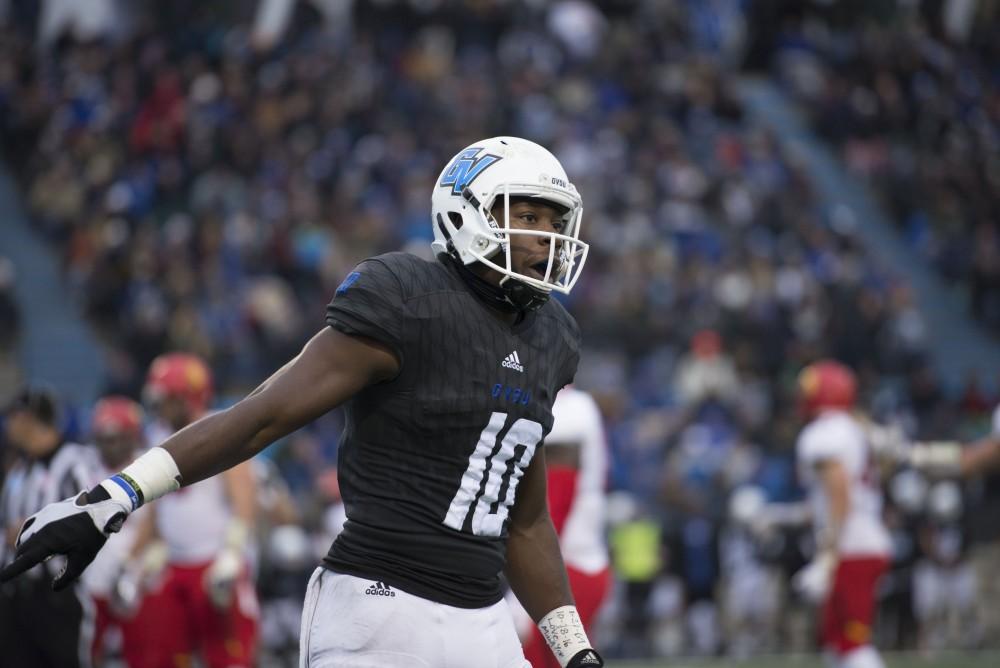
[451,182,588,298]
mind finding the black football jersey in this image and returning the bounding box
[322,252,580,607]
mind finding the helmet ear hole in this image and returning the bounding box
[447,212,464,229]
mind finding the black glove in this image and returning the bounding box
[566,648,605,667]
[0,486,130,590]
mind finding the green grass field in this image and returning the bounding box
[606,652,1000,668]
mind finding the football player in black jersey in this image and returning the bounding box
[1,137,605,668]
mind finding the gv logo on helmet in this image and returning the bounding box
[439,147,501,196]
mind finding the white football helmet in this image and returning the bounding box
[431,136,588,296]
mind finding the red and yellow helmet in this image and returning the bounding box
[144,352,213,416]
[92,395,144,438]
[797,359,857,418]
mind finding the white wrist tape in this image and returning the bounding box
[101,447,182,511]
[537,605,592,668]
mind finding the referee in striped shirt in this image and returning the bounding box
[0,386,99,668]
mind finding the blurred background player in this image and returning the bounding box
[510,386,612,668]
[718,484,784,658]
[251,456,308,667]
[81,395,154,667]
[123,352,259,668]
[0,386,99,668]
[911,480,979,651]
[907,404,1000,649]
[792,360,891,668]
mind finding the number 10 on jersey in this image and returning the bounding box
[443,412,544,537]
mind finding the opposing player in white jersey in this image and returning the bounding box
[81,396,152,665]
[793,360,891,668]
[122,353,259,668]
[513,386,611,668]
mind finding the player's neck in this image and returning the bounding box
[446,256,522,325]
[479,295,521,326]
[470,267,524,325]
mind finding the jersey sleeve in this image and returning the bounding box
[325,258,407,363]
[797,419,849,469]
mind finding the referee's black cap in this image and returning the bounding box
[5,384,61,426]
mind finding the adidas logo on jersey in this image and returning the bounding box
[364,581,396,597]
[501,351,524,372]
[578,650,602,664]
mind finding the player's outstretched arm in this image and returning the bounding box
[505,449,604,667]
[0,326,399,588]
[910,436,1000,477]
[163,326,399,484]
[960,437,1000,475]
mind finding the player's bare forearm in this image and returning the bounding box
[962,437,1000,476]
[160,327,398,486]
[505,450,575,621]
[816,459,849,551]
[506,512,574,621]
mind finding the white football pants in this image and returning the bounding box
[299,568,531,668]
[839,646,885,668]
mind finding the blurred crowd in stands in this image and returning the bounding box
[0,255,21,406]
[1,0,999,662]
[767,0,1000,335]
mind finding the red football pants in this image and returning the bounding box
[822,556,889,655]
[122,561,258,668]
[92,596,137,665]
[523,565,611,668]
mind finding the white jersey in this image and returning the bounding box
[796,410,891,557]
[547,387,610,573]
[992,404,1000,435]
[80,449,149,598]
[148,420,232,564]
